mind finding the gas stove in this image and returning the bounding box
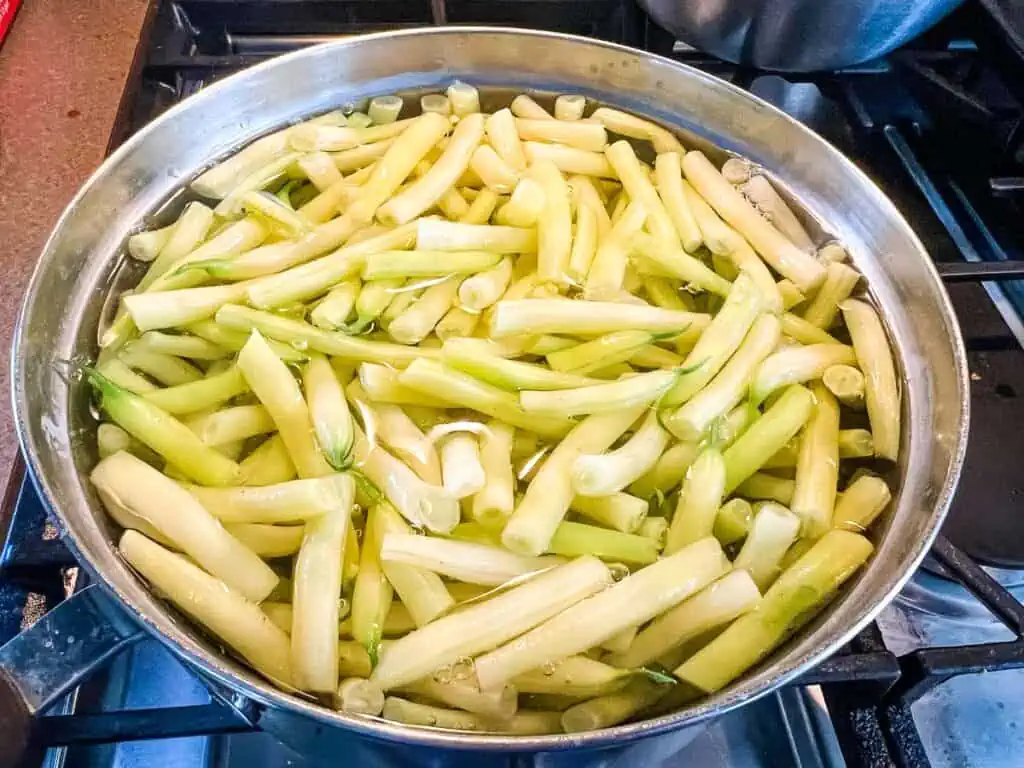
[4,1,1024,766]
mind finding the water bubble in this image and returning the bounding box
[451,656,475,681]
[608,563,630,582]
[432,664,454,684]
[541,662,557,677]
[290,339,309,351]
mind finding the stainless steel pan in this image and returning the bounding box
[2,27,968,765]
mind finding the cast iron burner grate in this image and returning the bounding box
[6,1,1024,767]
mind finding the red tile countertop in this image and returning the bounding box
[0,0,150,477]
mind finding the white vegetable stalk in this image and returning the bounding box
[416,219,536,254]
[470,145,520,193]
[238,435,297,486]
[376,504,455,627]
[491,298,707,338]
[447,81,481,116]
[310,280,358,330]
[351,426,460,534]
[833,474,892,533]
[238,331,333,478]
[589,107,685,155]
[303,354,355,470]
[629,440,700,499]
[840,299,901,461]
[440,433,487,499]
[630,232,733,297]
[471,421,516,528]
[682,151,826,293]
[388,277,459,345]
[524,143,615,178]
[357,362,449,408]
[607,569,762,668]
[185,475,354,523]
[802,262,861,329]
[120,531,292,685]
[397,678,517,720]
[371,556,612,690]
[494,177,546,227]
[225,523,304,558]
[750,343,857,405]
[515,118,608,152]
[380,533,564,587]
[92,452,278,602]
[664,314,781,441]
[674,530,873,693]
[378,114,485,225]
[662,273,763,407]
[790,383,841,538]
[513,655,632,697]
[605,140,678,247]
[664,448,727,555]
[292,477,353,692]
[187,405,275,446]
[654,152,702,252]
[472,537,729,690]
[520,369,679,417]
[572,410,670,496]
[337,678,385,716]
[733,502,801,590]
[568,492,649,534]
[739,175,815,252]
[485,108,528,171]
[351,391,441,484]
[459,257,514,311]
[531,160,573,284]
[723,385,816,493]
[502,405,646,556]
[584,200,647,299]
[560,679,671,732]
[350,504,394,663]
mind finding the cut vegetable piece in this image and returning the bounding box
[142,366,249,415]
[363,250,502,280]
[750,343,857,405]
[87,371,240,487]
[502,405,645,556]
[630,232,733,297]
[589,107,684,155]
[833,474,891,533]
[225,523,304,558]
[440,433,486,499]
[723,385,815,493]
[840,299,901,462]
[568,492,648,535]
[350,503,395,664]
[473,537,728,690]
[682,151,826,293]
[304,354,355,470]
[572,410,670,496]
[521,369,678,418]
[491,299,707,338]
[802,262,860,329]
[662,273,762,407]
[548,521,659,565]
[93,452,276,601]
[380,533,564,586]
[734,502,801,589]
[376,503,455,627]
[238,331,332,478]
[675,530,872,693]
[790,383,841,538]
[120,531,291,684]
[713,498,753,546]
[531,161,573,285]
[822,364,866,411]
[238,435,297,486]
[397,358,575,438]
[442,338,596,392]
[397,678,516,720]
[665,448,726,555]
[292,477,353,692]
[185,475,352,523]
[664,314,781,441]
[371,556,611,690]
[216,305,437,368]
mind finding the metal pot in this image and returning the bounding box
[3,27,968,765]
[638,0,966,71]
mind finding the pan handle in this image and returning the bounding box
[0,584,142,768]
